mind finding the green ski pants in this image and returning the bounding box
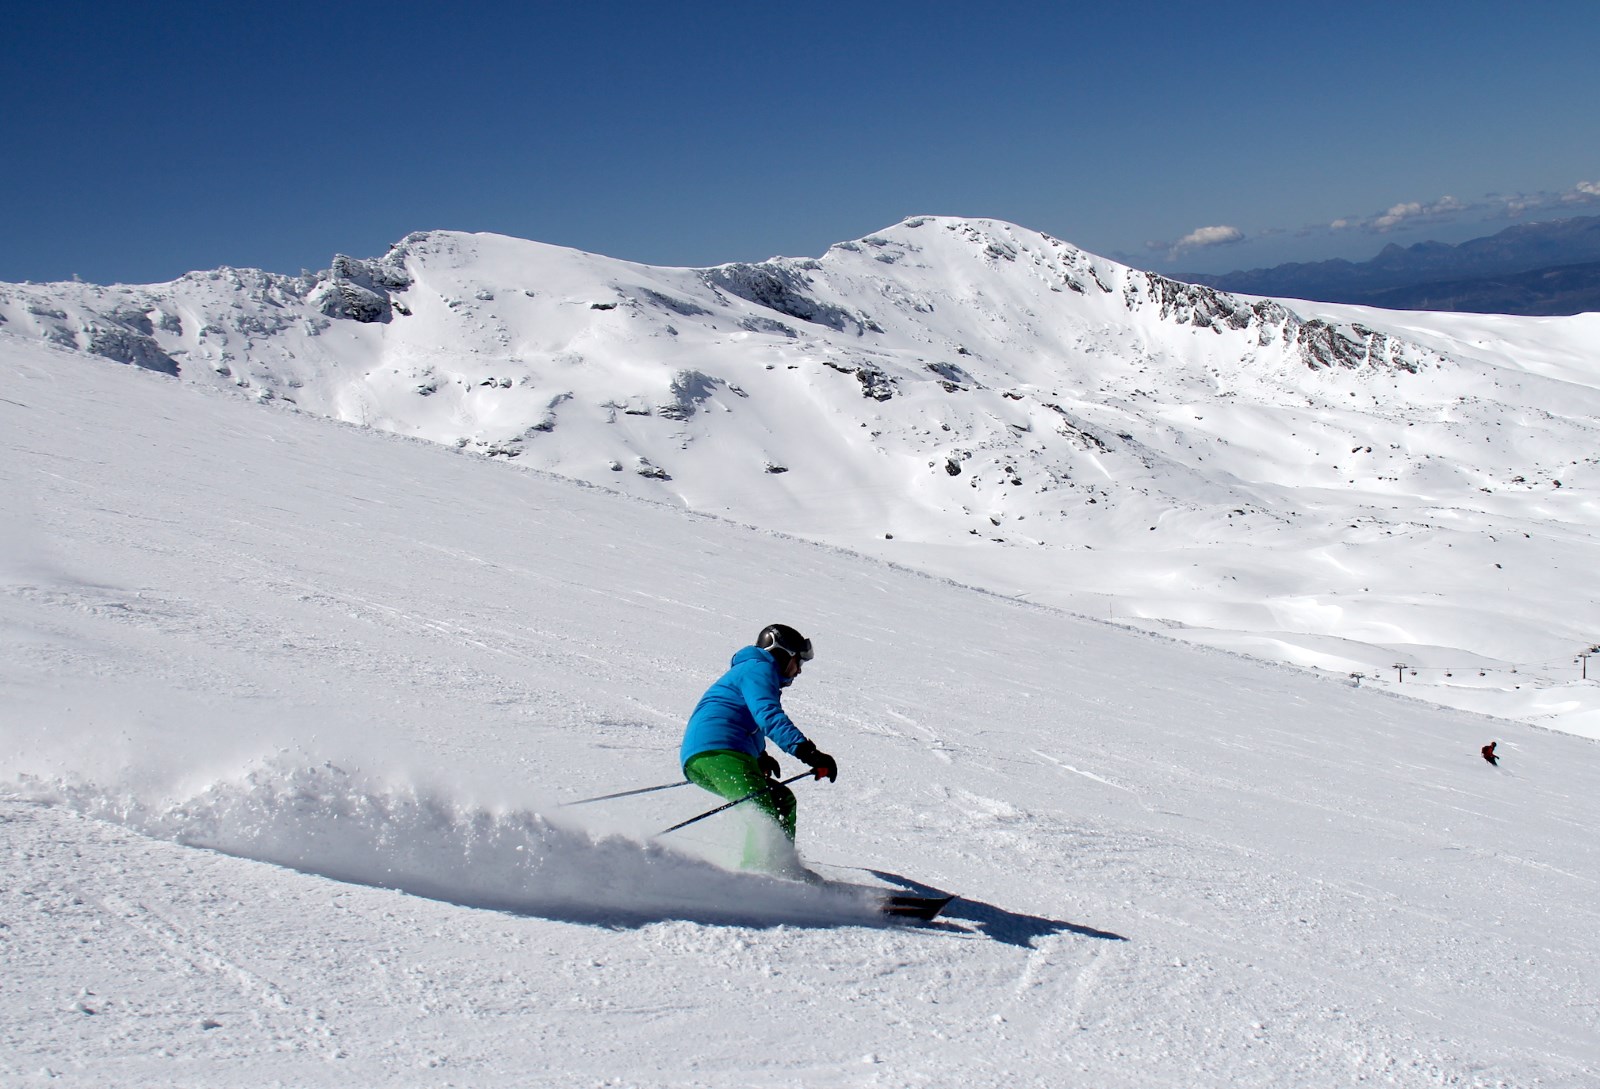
[682,750,798,840]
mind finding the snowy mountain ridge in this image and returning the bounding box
[5,215,1600,734]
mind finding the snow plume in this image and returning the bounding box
[10,761,888,928]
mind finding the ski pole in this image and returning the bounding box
[656,771,812,836]
[559,779,690,807]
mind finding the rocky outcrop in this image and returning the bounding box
[1135,272,1427,372]
[702,263,864,334]
[307,254,413,324]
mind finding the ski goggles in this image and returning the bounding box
[776,635,815,662]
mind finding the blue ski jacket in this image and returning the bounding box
[679,646,809,767]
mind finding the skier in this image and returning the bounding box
[1482,741,1499,766]
[679,623,837,875]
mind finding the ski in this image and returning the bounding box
[876,891,954,922]
[805,876,953,922]
[773,869,956,923]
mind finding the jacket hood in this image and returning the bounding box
[730,645,776,668]
[730,645,790,685]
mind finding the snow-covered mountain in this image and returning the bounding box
[5,216,1599,735]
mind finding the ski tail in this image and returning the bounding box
[875,891,954,922]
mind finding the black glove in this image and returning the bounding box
[794,740,837,782]
[757,751,781,778]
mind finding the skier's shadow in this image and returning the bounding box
[867,870,1127,948]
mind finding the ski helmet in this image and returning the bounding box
[756,623,814,664]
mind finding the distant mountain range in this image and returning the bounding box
[1180,215,1600,314]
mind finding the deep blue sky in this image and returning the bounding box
[4,1,1597,284]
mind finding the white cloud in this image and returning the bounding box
[1371,196,1465,232]
[1503,181,1600,215]
[1162,179,1599,265]
[1326,182,1597,237]
[1166,225,1244,260]
[1182,225,1245,248]
[1372,202,1422,230]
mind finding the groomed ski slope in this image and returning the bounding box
[3,336,1598,1087]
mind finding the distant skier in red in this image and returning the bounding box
[1481,741,1499,765]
